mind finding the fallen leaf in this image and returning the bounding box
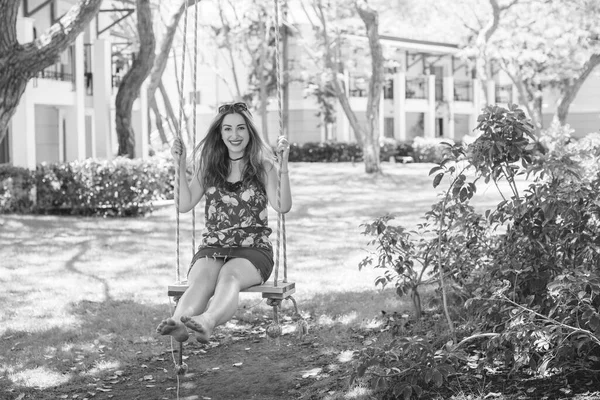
[301,368,322,378]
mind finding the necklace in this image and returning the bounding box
[229,155,244,161]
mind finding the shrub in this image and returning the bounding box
[2,157,175,216]
[32,157,174,216]
[0,165,35,213]
[287,141,363,162]
[379,138,414,162]
[411,137,452,163]
[354,104,600,395]
[286,140,414,163]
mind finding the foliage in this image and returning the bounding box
[286,140,412,163]
[490,0,600,129]
[380,138,413,161]
[350,336,460,399]
[411,137,453,164]
[354,103,600,396]
[0,165,35,213]
[0,158,174,216]
[359,158,490,320]
[287,141,363,162]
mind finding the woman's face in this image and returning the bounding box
[220,113,250,155]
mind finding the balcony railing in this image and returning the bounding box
[454,80,473,102]
[36,69,74,82]
[406,76,427,99]
[495,84,513,103]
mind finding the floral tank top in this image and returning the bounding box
[201,181,272,251]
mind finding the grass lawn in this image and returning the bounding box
[5,161,591,400]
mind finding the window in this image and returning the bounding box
[384,118,394,138]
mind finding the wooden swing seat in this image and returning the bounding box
[168,281,295,300]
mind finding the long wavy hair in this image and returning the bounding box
[192,106,275,190]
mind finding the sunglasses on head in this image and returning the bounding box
[218,102,250,115]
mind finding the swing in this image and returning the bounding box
[167,0,303,376]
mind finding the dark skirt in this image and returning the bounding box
[189,246,274,283]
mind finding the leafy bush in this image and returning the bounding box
[34,158,174,216]
[0,165,35,213]
[286,140,414,163]
[411,137,452,163]
[1,158,174,216]
[355,104,600,396]
[287,141,363,162]
[380,138,413,161]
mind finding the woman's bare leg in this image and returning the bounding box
[181,258,262,343]
[156,257,224,342]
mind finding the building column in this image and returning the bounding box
[443,76,455,139]
[486,80,496,106]
[424,74,436,138]
[11,87,36,169]
[65,36,86,161]
[132,81,149,159]
[12,17,36,169]
[394,71,406,141]
[470,79,482,134]
[93,39,112,158]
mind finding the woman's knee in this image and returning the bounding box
[217,259,261,288]
[188,257,223,283]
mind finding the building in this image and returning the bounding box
[0,0,149,168]
[2,2,599,168]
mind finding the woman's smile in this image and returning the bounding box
[221,113,250,156]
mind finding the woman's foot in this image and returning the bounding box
[156,317,189,342]
[180,315,215,344]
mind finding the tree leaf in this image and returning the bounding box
[433,173,444,188]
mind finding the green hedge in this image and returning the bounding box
[1,158,174,216]
[287,140,414,162]
[0,165,35,213]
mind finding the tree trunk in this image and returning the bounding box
[115,0,155,158]
[159,79,178,139]
[357,1,383,174]
[150,94,169,145]
[315,1,364,146]
[555,54,600,125]
[0,0,103,144]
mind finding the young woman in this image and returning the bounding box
[156,102,292,343]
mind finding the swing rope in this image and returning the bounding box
[191,0,199,255]
[272,0,288,286]
[171,0,193,380]
[174,0,191,284]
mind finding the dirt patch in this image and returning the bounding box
[3,320,357,400]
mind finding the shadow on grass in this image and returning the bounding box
[1,298,171,397]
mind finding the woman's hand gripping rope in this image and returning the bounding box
[171,136,187,161]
